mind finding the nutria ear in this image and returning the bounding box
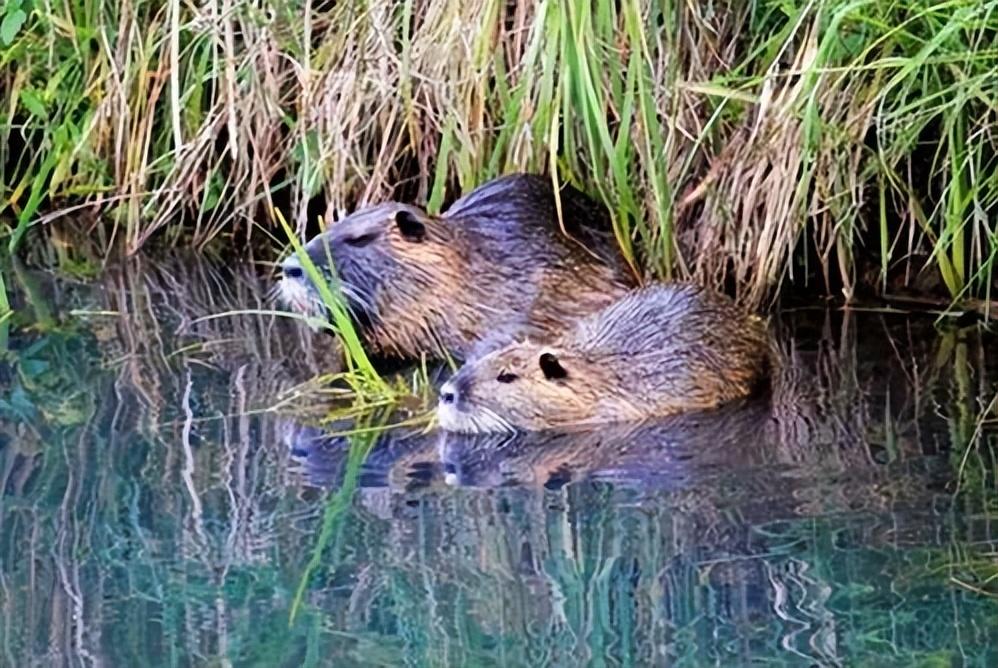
[539,352,568,380]
[394,210,427,242]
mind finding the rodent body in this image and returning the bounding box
[279,174,636,359]
[437,283,770,433]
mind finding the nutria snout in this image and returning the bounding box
[279,201,430,328]
[278,174,635,359]
[437,284,770,433]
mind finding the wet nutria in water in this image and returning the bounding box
[436,284,769,433]
[279,174,636,360]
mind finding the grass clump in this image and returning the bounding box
[1,0,996,311]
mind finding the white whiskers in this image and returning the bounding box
[338,282,375,317]
[277,278,326,320]
[438,402,516,434]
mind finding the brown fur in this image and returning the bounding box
[279,174,636,359]
[437,284,770,432]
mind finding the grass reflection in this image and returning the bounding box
[0,255,996,665]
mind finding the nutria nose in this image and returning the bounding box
[283,264,304,280]
[440,390,455,404]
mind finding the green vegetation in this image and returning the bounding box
[0,269,10,351]
[289,411,383,623]
[2,0,996,309]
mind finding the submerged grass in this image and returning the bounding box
[1,0,997,314]
[289,414,383,624]
[0,274,9,354]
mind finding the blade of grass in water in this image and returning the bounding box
[288,420,382,624]
[274,208,387,394]
[0,269,10,352]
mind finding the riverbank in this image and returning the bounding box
[3,1,996,309]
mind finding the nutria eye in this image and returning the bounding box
[395,211,427,242]
[344,232,378,247]
[496,371,518,384]
[539,352,568,380]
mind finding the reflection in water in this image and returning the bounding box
[1,254,997,666]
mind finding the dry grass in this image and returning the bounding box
[2,1,997,308]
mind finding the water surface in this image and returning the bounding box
[1,255,997,667]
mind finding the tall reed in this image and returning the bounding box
[2,1,996,307]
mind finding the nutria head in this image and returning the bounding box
[437,339,633,433]
[279,202,472,357]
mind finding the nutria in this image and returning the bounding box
[436,284,770,433]
[278,174,635,359]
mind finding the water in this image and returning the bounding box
[1,254,997,667]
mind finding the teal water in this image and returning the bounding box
[1,255,997,667]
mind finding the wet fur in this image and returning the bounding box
[279,174,635,359]
[438,284,770,432]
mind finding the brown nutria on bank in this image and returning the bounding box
[278,174,636,360]
[436,284,770,433]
